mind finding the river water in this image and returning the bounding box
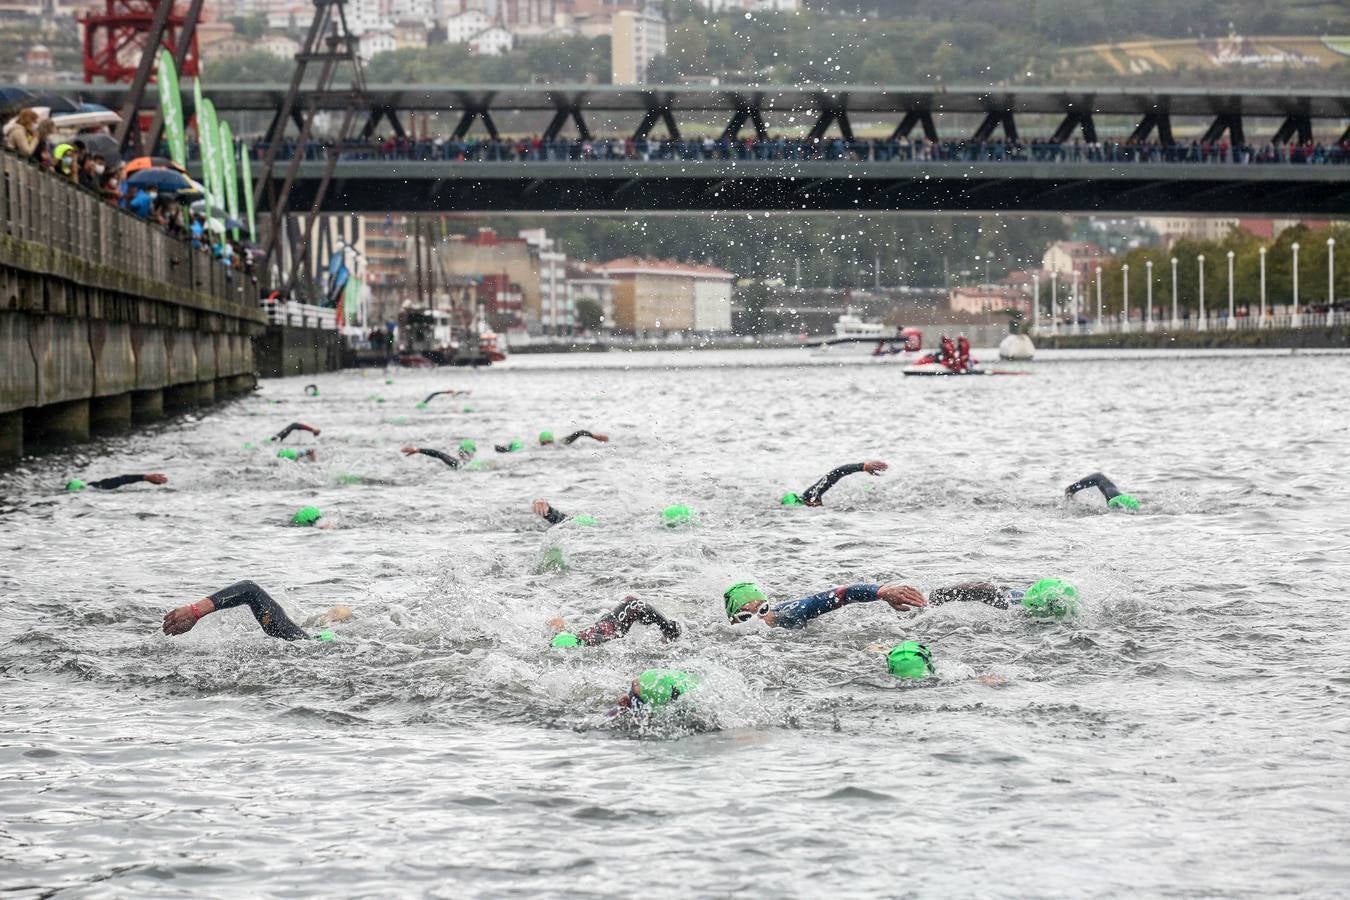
[2,348,1349,898]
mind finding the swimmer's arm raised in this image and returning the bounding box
[532,499,568,525]
[272,422,320,443]
[562,430,609,445]
[799,461,886,506]
[89,473,168,489]
[401,447,460,469]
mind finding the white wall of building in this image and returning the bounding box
[445,9,491,43]
[692,276,734,331]
[470,26,514,55]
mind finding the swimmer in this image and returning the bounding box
[1064,472,1140,509]
[494,439,525,453]
[549,596,681,647]
[538,430,609,446]
[276,447,317,462]
[160,580,352,641]
[421,389,471,404]
[780,461,888,507]
[271,422,321,443]
[400,439,477,469]
[66,473,168,491]
[723,578,1079,628]
[612,669,699,712]
[303,384,320,397]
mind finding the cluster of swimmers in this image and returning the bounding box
[67,384,1142,716]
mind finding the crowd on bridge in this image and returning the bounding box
[3,107,256,286]
[237,134,1350,166]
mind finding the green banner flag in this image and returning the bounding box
[157,49,186,166]
[198,97,221,229]
[240,141,257,240]
[219,120,238,240]
[344,275,361,324]
[191,75,205,182]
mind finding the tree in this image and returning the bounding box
[574,298,604,331]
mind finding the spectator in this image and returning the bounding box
[129,185,154,218]
[4,109,45,161]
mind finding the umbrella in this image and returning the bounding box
[0,87,35,116]
[189,199,228,219]
[126,167,196,194]
[125,155,186,175]
[27,93,82,114]
[79,133,121,162]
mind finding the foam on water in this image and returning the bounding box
[3,349,1350,896]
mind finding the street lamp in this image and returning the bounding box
[1071,268,1080,334]
[1032,271,1040,333]
[1145,259,1153,331]
[1095,265,1103,331]
[1197,254,1206,330]
[1292,242,1300,327]
[1329,238,1337,326]
[1050,270,1059,334]
[1226,250,1235,330]
[1170,256,1179,328]
[1258,246,1267,327]
[1122,264,1130,332]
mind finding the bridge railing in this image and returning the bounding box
[260,298,338,330]
[0,153,253,308]
[1032,309,1350,336]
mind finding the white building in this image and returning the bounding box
[357,29,398,62]
[520,229,571,333]
[257,34,301,61]
[566,262,615,327]
[694,0,799,10]
[1041,241,1104,276]
[610,6,665,85]
[469,25,514,55]
[445,9,491,43]
[692,268,734,331]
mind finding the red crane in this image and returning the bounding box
[80,0,200,84]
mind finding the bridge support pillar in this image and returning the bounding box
[0,411,21,461]
[890,110,937,142]
[90,392,131,435]
[131,389,163,424]
[196,380,216,405]
[24,398,89,449]
[1129,113,1175,146]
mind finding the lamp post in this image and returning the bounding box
[1258,247,1267,327]
[1226,250,1235,330]
[1050,270,1059,334]
[1095,265,1103,332]
[1197,254,1206,330]
[1170,256,1179,328]
[1145,259,1153,331]
[1071,268,1080,334]
[1292,242,1300,327]
[1122,264,1130,332]
[1032,271,1040,333]
[1329,237,1337,326]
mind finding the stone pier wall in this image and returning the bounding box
[0,231,265,460]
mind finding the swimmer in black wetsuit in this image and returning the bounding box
[161,580,351,641]
[1064,472,1140,510]
[66,473,168,491]
[271,422,321,443]
[539,430,610,447]
[549,596,681,647]
[400,439,477,469]
[422,389,471,404]
[780,460,888,507]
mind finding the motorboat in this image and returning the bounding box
[809,314,922,357]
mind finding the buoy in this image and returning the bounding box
[999,333,1035,361]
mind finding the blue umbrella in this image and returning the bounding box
[126,166,195,194]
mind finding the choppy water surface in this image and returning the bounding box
[3,348,1349,898]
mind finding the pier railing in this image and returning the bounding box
[1032,310,1350,336]
[0,153,252,307]
[261,298,338,329]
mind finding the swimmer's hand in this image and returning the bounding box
[532,499,553,518]
[310,605,352,626]
[400,446,420,456]
[301,424,321,436]
[878,584,927,611]
[162,599,212,635]
[591,432,610,443]
[547,616,566,633]
[144,473,169,485]
[862,461,888,475]
[978,674,1007,687]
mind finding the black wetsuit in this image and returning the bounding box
[572,597,681,645]
[1064,472,1123,503]
[208,580,309,640]
[927,584,1019,610]
[538,503,568,525]
[408,448,462,469]
[801,463,868,506]
[272,422,316,443]
[87,474,154,490]
[422,390,467,403]
[562,430,602,445]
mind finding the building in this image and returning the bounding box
[600,258,734,334]
[566,261,614,328]
[446,0,559,28]
[266,5,314,30]
[358,28,398,61]
[394,19,430,48]
[520,228,569,333]
[439,227,540,326]
[361,214,414,325]
[694,0,799,10]
[948,284,1033,318]
[610,5,665,85]
[477,273,525,329]
[1041,241,1104,276]
[445,9,491,42]
[257,34,301,61]
[468,25,513,55]
[1137,217,1240,246]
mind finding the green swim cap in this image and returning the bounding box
[376,397,385,404]
[244,442,256,450]
[571,514,598,527]
[508,439,524,452]
[384,378,394,385]
[780,492,804,506]
[467,460,485,471]
[337,474,362,485]
[458,439,477,455]
[462,406,474,413]
[277,448,299,461]
[634,669,699,707]
[315,630,338,642]
[1108,493,1141,510]
[1021,579,1080,619]
[887,641,934,680]
[539,430,554,444]
[65,479,86,491]
[290,505,323,527]
[391,415,408,425]
[724,581,766,619]
[551,632,581,648]
[662,504,692,525]
[416,402,428,409]
[539,547,568,573]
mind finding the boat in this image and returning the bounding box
[902,347,1030,377]
[809,314,922,357]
